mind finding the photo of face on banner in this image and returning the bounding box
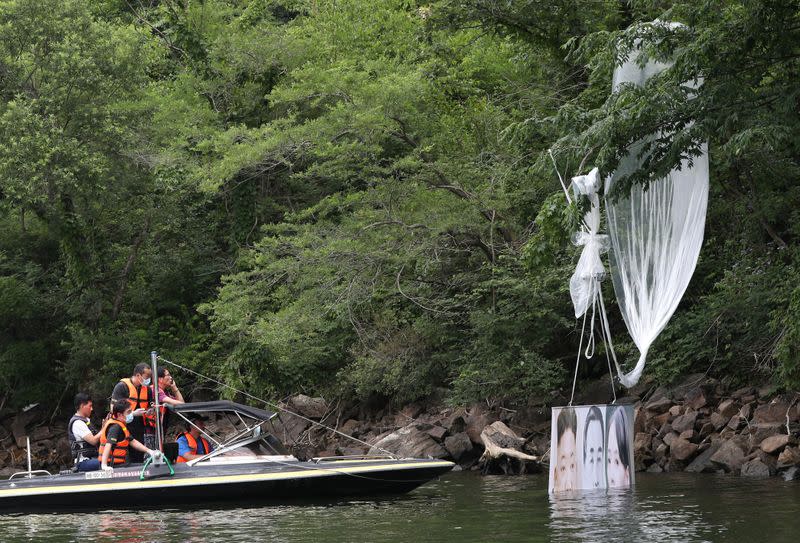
[605,405,633,489]
[550,407,578,492]
[550,404,634,493]
[581,406,605,489]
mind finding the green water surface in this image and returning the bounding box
[1,472,798,542]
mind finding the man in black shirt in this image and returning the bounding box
[110,362,154,463]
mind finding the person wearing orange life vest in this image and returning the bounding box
[176,415,214,463]
[100,399,159,470]
[111,362,156,463]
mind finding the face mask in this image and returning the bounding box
[125,414,134,424]
[142,378,151,386]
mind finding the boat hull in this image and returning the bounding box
[0,458,453,511]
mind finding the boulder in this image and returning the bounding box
[668,405,683,417]
[679,429,695,441]
[698,422,715,439]
[684,388,708,410]
[30,426,52,442]
[646,463,664,473]
[672,412,698,433]
[738,402,754,421]
[685,441,723,473]
[663,432,678,448]
[444,432,473,462]
[753,397,799,425]
[671,437,699,461]
[269,413,311,444]
[443,408,467,434]
[653,442,669,463]
[727,414,745,431]
[740,458,770,478]
[369,424,448,459]
[288,395,328,419]
[645,397,672,414]
[426,425,447,442]
[340,419,360,436]
[717,399,739,419]
[777,446,800,469]
[400,403,424,420]
[710,438,747,473]
[760,434,791,454]
[709,412,728,431]
[465,410,498,445]
[634,432,651,454]
[633,406,646,435]
[749,423,783,444]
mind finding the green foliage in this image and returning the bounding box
[0,0,798,413]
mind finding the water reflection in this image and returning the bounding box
[1,474,798,542]
[548,487,711,543]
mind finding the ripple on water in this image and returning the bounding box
[0,472,799,543]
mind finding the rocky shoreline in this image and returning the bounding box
[2,374,799,481]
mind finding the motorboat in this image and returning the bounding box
[0,400,453,511]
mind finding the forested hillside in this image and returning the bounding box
[0,0,797,410]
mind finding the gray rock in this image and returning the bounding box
[709,412,728,431]
[717,399,740,419]
[685,441,723,473]
[426,425,447,442]
[777,446,800,468]
[647,463,663,473]
[645,397,673,414]
[753,397,800,425]
[369,424,448,459]
[672,411,698,433]
[671,437,699,461]
[741,458,770,478]
[634,432,651,454]
[782,466,800,481]
[760,434,791,454]
[684,388,708,410]
[444,432,473,462]
[710,439,747,473]
[663,432,679,448]
[288,395,328,419]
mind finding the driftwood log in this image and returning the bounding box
[479,421,540,475]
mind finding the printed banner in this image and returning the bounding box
[548,404,634,493]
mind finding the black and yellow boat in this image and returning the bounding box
[0,401,453,511]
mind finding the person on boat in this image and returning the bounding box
[176,415,214,463]
[111,362,156,463]
[68,393,102,472]
[153,367,184,431]
[99,399,159,470]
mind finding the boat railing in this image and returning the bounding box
[9,470,52,480]
[312,454,395,463]
[9,437,53,479]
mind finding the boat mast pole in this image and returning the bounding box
[151,351,163,453]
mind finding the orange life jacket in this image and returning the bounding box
[120,378,156,428]
[100,419,131,465]
[176,432,211,463]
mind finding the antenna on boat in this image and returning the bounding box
[151,351,163,454]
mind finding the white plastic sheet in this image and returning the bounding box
[605,44,709,388]
[569,168,610,319]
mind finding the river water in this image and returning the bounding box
[2,472,798,542]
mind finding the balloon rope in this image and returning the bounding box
[597,284,623,396]
[569,308,589,406]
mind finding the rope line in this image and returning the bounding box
[156,356,398,459]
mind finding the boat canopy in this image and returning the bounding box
[167,400,276,421]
